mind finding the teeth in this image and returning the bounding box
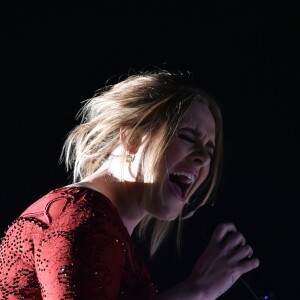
[171,171,196,184]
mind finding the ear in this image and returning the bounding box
[119,127,139,154]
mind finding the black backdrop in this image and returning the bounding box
[1,1,299,299]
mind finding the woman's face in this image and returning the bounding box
[148,101,216,220]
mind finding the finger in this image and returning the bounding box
[223,231,246,249]
[211,223,237,244]
[238,257,260,275]
[232,244,254,261]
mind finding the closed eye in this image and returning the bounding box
[179,134,214,158]
[178,133,195,143]
[177,128,215,159]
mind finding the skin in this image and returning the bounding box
[78,101,260,299]
[80,101,216,233]
[145,101,216,221]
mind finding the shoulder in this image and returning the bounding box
[18,186,129,251]
[20,186,121,230]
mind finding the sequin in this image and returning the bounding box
[0,187,157,299]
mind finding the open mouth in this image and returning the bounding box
[169,171,196,198]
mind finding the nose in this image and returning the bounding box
[190,148,211,166]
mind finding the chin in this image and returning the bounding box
[149,187,184,221]
[163,214,179,221]
[154,205,181,221]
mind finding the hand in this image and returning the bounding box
[187,222,260,300]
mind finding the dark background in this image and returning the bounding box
[1,1,299,299]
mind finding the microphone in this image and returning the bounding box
[239,272,275,300]
[193,207,276,299]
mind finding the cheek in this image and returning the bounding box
[164,140,185,166]
[203,164,211,179]
[194,164,211,189]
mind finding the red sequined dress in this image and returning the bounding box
[0,186,158,299]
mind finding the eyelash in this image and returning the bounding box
[178,133,195,143]
[178,133,214,159]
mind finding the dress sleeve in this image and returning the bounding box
[34,197,127,300]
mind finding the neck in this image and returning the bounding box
[80,174,147,235]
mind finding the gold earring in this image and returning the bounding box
[126,154,135,163]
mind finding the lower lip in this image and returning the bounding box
[167,179,185,202]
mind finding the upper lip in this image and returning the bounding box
[170,168,198,180]
[170,171,196,183]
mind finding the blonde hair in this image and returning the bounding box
[60,69,223,257]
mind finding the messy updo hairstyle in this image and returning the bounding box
[60,69,223,257]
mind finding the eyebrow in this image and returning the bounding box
[179,128,216,150]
